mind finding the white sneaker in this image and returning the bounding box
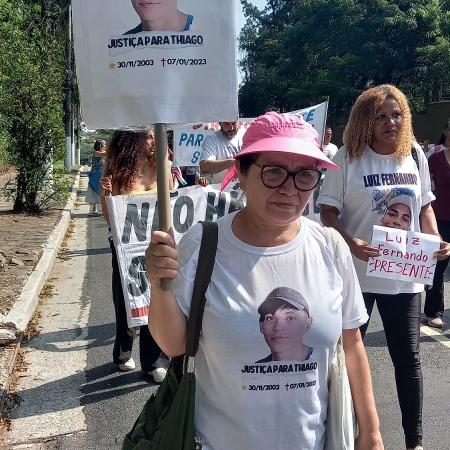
[151,367,167,383]
[118,357,136,372]
[427,317,443,328]
[407,446,423,450]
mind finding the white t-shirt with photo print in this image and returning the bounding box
[317,144,435,294]
[172,212,368,450]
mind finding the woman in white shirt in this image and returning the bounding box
[146,111,384,450]
[318,84,450,450]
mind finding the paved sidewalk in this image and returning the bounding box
[0,171,77,317]
[0,169,80,413]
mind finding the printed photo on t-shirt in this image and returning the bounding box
[372,188,415,231]
[255,287,314,363]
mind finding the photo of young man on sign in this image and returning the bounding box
[125,0,193,34]
[378,195,413,231]
[256,287,314,363]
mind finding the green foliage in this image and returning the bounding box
[0,0,70,212]
[239,0,450,124]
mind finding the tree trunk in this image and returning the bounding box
[13,169,26,212]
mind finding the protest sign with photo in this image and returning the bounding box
[72,0,238,128]
[366,225,440,284]
[107,183,242,328]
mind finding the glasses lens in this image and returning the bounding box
[295,170,320,190]
[262,166,288,187]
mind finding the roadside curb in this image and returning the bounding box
[0,171,81,414]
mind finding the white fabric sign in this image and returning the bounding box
[72,0,238,129]
[172,124,217,167]
[292,102,328,143]
[367,225,440,284]
[107,183,243,328]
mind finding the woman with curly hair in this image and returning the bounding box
[318,85,450,450]
[100,130,172,383]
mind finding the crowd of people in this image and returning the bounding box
[88,84,449,450]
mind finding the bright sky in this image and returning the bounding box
[235,0,266,83]
[235,0,267,32]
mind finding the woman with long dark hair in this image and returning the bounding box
[100,130,171,382]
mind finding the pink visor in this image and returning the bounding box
[236,111,339,171]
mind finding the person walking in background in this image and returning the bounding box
[86,139,106,215]
[200,121,244,183]
[146,112,383,450]
[318,84,450,450]
[100,130,171,383]
[322,126,338,159]
[425,121,450,328]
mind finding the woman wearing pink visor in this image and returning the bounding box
[146,112,383,450]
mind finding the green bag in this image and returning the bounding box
[122,221,218,450]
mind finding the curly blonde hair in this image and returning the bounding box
[104,130,156,191]
[343,84,414,161]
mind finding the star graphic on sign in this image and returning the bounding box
[241,385,248,391]
[109,62,116,70]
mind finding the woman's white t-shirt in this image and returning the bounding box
[317,145,435,294]
[172,212,368,450]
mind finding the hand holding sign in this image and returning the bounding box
[100,175,113,195]
[349,237,380,262]
[435,240,450,260]
[145,231,179,289]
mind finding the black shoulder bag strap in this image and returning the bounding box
[411,146,420,173]
[184,221,218,370]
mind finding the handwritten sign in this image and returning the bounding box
[367,225,440,284]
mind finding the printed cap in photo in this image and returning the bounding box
[258,287,310,318]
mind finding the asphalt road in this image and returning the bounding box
[2,176,450,449]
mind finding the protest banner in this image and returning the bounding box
[172,102,329,168]
[292,101,329,144]
[72,0,238,129]
[366,225,440,284]
[107,183,243,328]
[172,124,217,167]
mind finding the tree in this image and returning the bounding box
[0,0,70,212]
[239,0,450,123]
